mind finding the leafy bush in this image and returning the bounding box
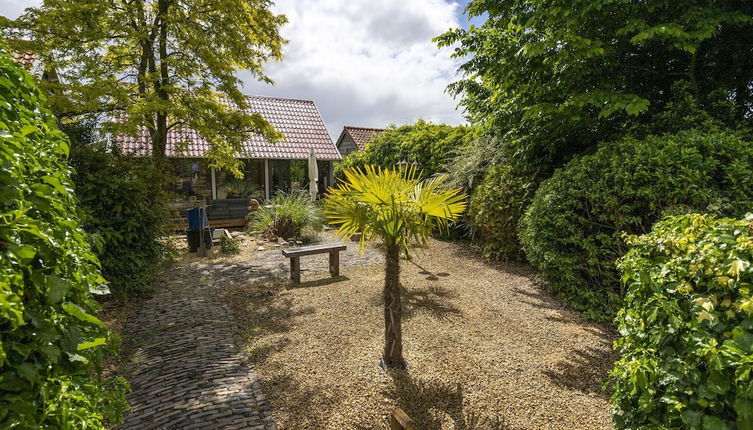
[219,235,241,255]
[611,214,753,429]
[337,121,474,178]
[68,136,170,298]
[467,163,537,261]
[519,130,753,320]
[444,134,507,193]
[0,46,126,428]
[249,191,323,241]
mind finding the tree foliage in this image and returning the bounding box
[519,130,753,320]
[612,214,753,429]
[0,44,126,428]
[67,124,171,298]
[436,0,753,172]
[6,0,287,175]
[337,121,475,179]
[324,166,466,368]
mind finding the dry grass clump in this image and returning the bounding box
[225,239,616,430]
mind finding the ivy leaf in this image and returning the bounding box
[702,415,731,430]
[61,303,106,328]
[46,275,69,304]
[10,244,36,263]
[734,398,753,430]
[76,337,107,351]
[16,363,38,383]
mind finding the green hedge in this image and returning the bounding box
[611,214,753,429]
[0,46,126,427]
[468,163,537,261]
[519,130,753,320]
[337,121,474,178]
[68,138,170,298]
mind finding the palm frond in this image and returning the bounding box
[324,165,467,253]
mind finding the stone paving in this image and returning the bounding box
[117,261,277,430]
[117,231,383,429]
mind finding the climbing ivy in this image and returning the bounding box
[0,43,127,427]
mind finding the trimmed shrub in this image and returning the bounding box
[519,130,753,320]
[250,191,323,241]
[0,46,127,427]
[468,163,537,261]
[68,138,171,298]
[611,214,753,429]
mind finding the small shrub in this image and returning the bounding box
[611,214,753,429]
[250,191,323,241]
[519,130,753,320]
[219,235,241,255]
[68,137,171,298]
[467,163,537,261]
[0,45,127,428]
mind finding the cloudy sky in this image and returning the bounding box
[1,0,482,138]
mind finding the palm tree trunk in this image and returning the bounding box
[383,244,405,368]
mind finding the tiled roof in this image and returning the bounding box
[114,95,340,160]
[11,50,37,70]
[343,126,385,150]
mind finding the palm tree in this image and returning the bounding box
[324,165,466,368]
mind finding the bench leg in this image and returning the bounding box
[290,256,301,284]
[329,251,340,277]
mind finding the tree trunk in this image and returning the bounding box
[383,244,405,368]
[151,0,170,161]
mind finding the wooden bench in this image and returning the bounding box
[281,243,347,284]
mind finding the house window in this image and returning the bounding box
[170,158,211,200]
[216,159,265,200]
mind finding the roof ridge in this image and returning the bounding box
[244,94,315,103]
[343,126,385,131]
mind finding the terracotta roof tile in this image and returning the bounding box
[11,51,37,70]
[343,126,385,150]
[114,95,340,160]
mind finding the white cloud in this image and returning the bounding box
[239,0,467,138]
[1,0,468,139]
[0,0,36,19]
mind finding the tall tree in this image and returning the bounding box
[324,166,466,368]
[5,0,287,174]
[436,0,753,172]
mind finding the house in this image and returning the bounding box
[10,45,60,83]
[335,126,384,157]
[114,95,341,227]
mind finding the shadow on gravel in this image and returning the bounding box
[386,371,511,430]
[543,345,618,397]
[402,286,463,322]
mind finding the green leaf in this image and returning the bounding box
[46,275,70,304]
[734,398,753,430]
[10,244,36,262]
[77,337,107,351]
[61,303,106,328]
[16,363,38,382]
[703,415,731,430]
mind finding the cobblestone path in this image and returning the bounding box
[117,261,276,430]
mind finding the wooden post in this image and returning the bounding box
[290,256,300,284]
[210,166,217,200]
[390,408,416,430]
[329,250,339,277]
[264,159,270,201]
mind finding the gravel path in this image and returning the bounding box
[226,239,617,429]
